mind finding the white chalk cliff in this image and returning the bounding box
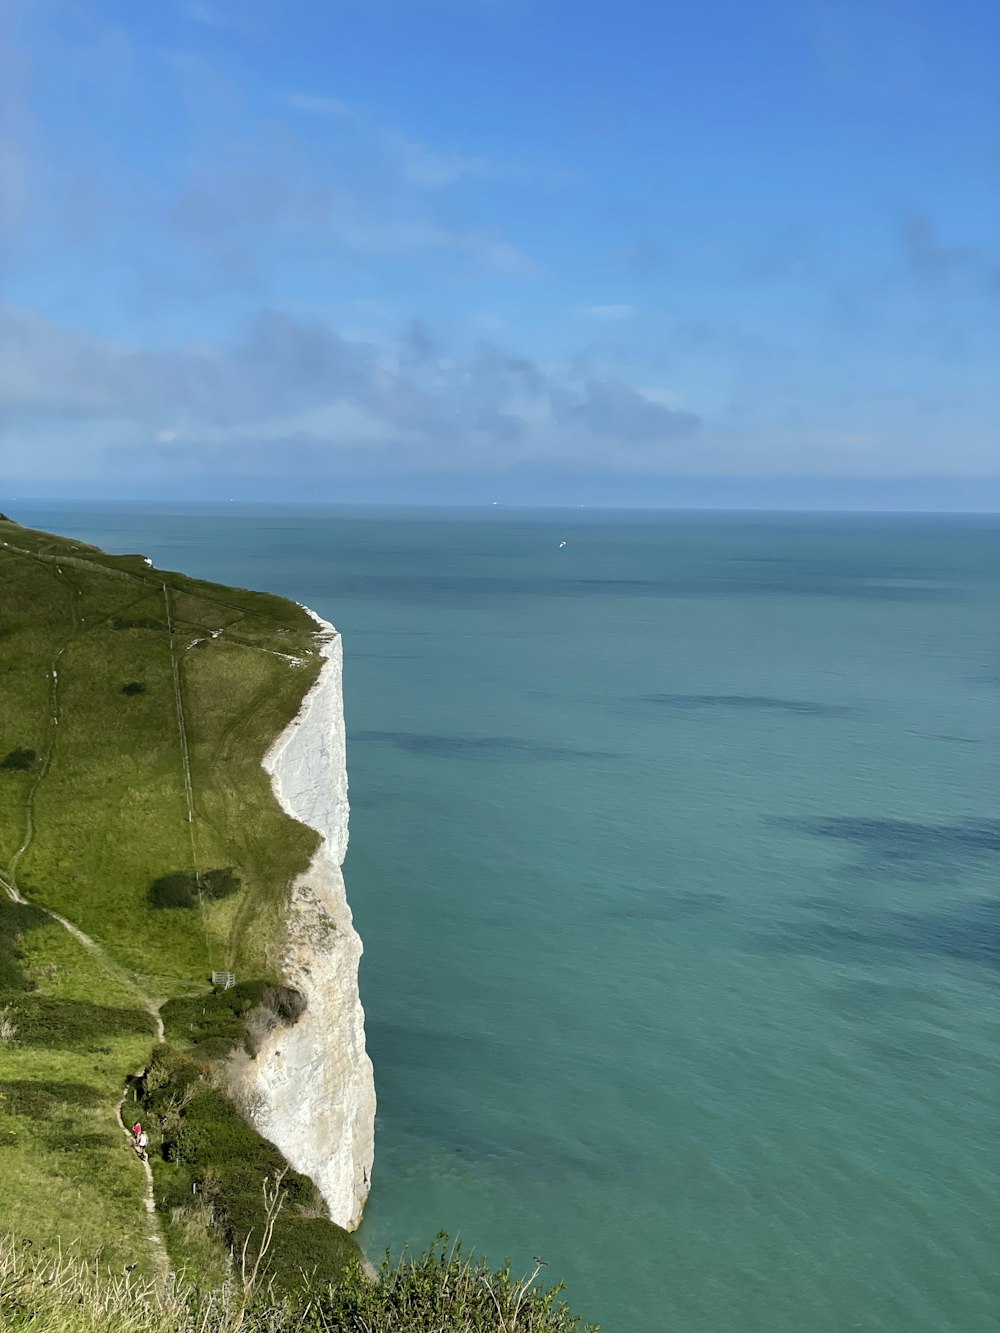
[247,615,375,1231]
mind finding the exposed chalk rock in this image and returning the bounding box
[245,618,375,1232]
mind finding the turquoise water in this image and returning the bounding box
[16,503,1000,1333]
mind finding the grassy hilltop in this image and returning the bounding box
[0,517,597,1331]
[0,515,342,1278]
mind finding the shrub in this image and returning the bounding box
[149,873,199,909]
[5,995,155,1048]
[189,1035,241,1062]
[0,1079,103,1118]
[305,1236,599,1332]
[137,1046,362,1293]
[268,1217,361,1293]
[0,747,36,771]
[0,1239,600,1333]
[260,985,306,1024]
[0,900,47,992]
[161,981,304,1057]
[200,868,241,901]
[121,681,147,696]
[149,868,241,910]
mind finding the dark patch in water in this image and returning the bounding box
[779,816,1000,882]
[352,730,612,761]
[640,693,853,717]
[758,896,1000,969]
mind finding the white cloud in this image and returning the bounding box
[0,304,701,479]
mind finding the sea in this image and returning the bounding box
[14,502,999,1333]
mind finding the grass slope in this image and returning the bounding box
[0,516,344,1279]
[1,1233,599,1332]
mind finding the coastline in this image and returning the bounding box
[240,614,376,1231]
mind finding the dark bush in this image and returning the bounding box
[121,681,146,696]
[0,900,48,992]
[8,995,155,1047]
[149,867,241,909]
[138,1045,361,1291]
[307,1236,599,1332]
[0,748,36,771]
[140,1044,198,1103]
[149,872,199,909]
[269,1217,361,1290]
[187,1035,241,1061]
[263,984,307,1024]
[0,1079,103,1118]
[199,867,241,901]
[161,980,304,1056]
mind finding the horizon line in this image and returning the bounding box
[7,497,999,518]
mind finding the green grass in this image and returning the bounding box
[1,515,323,985]
[138,1045,362,1292]
[160,980,305,1060]
[0,516,332,1274]
[0,912,157,1272]
[0,1232,599,1332]
[0,516,600,1327]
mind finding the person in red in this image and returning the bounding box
[132,1121,141,1143]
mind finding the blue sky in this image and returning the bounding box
[1,0,998,507]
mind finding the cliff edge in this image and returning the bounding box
[247,615,376,1231]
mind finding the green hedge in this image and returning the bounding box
[139,1046,361,1292]
[301,1237,599,1332]
[161,980,305,1057]
[4,995,155,1048]
[0,1079,103,1118]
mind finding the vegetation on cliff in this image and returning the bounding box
[0,517,350,1275]
[0,517,597,1327]
[0,1233,597,1332]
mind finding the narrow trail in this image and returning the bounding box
[0,537,321,1284]
[115,1010,170,1285]
[0,866,173,1284]
[0,564,173,1285]
[7,566,79,888]
[163,583,198,858]
[0,865,173,1284]
[163,583,216,974]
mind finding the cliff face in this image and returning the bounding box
[247,618,375,1231]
